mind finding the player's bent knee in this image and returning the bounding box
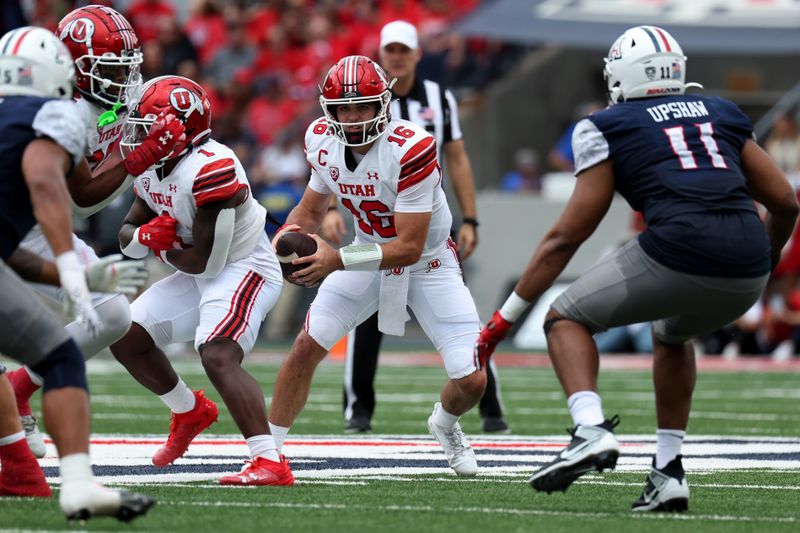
[453,368,487,398]
[289,330,328,365]
[199,338,243,375]
[97,294,132,343]
[30,339,88,392]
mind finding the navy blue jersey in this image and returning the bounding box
[573,94,770,278]
[0,96,87,259]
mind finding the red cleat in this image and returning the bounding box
[152,390,218,467]
[0,440,51,497]
[219,456,294,486]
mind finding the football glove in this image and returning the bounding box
[138,214,177,252]
[85,254,148,295]
[475,310,514,368]
[123,112,186,176]
[56,251,101,337]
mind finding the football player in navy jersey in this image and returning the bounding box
[476,26,799,511]
[0,26,153,521]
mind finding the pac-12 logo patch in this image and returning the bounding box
[330,166,340,182]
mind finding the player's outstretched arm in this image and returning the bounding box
[22,138,101,334]
[740,139,800,267]
[476,160,615,362]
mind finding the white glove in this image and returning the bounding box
[56,251,101,337]
[85,254,148,295]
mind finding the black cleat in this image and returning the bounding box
[344,416,372,433]
[632,455,689,512]
[529,415,620,493]
[481,417,510,434]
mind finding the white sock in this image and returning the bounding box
[25,366,43,386]
[268,422,290,452]
[655,429,686,469]
[567,390,605,427]
[247,435,280,461]
[59,453,94,485]
[158,379,196,414]
[432,404,459,430]
[0,431,25,446]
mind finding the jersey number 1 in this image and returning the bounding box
[664,122,728,170]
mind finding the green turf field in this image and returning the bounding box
[1,355,798,532]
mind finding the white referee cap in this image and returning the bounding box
[380,20,418,50]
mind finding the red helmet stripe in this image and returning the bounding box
[93,5,134,50]
[11,27,34,55]
[653,27,672,52]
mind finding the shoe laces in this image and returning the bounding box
[443,425,469,456]
[20,415,38,433]
[566,414,621,438]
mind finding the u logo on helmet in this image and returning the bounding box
[62,18,95,49]
[169,87,204,119]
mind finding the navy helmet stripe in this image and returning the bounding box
[640,26,661,52]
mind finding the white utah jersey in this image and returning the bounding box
[305,117,452,257]
[133,139,267,265]
[75,97,128,171]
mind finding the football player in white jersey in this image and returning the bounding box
[110,75,291,485]
[267,56,487,477]
[4,5,186,458]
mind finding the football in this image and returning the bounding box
[274,231,318,283]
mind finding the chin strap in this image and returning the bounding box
[195,208,235,278]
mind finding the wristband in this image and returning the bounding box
[339,243,383,271]
[499,291,530,322]
[121,227,150,259]
[462,217,479,227]
[55,250,82,275]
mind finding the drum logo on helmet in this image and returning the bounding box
[169,87,204,119]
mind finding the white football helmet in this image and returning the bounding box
[603,25,701,105]
[0,26,75,99]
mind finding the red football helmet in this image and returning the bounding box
[120,76,212,162]
[56,5,142,109]
[319,55,394,146]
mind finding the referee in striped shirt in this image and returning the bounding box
[323,20,509,434]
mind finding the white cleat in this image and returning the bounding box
[427,402,478,477]
[60,482,155,523]
[21,415,46,459]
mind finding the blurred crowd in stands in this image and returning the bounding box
[12,0,523,250]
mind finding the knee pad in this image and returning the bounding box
[67,294,132,359]
[30,339,88,392]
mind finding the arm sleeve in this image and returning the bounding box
[192,158,245,206]
[572,118,610,175]
[32,100,89,166]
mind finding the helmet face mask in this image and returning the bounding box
[57,5,143,109]
[319,55,394,147]
[120,75,211,164]
[0,26,76,100]
[603,26,694,105]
